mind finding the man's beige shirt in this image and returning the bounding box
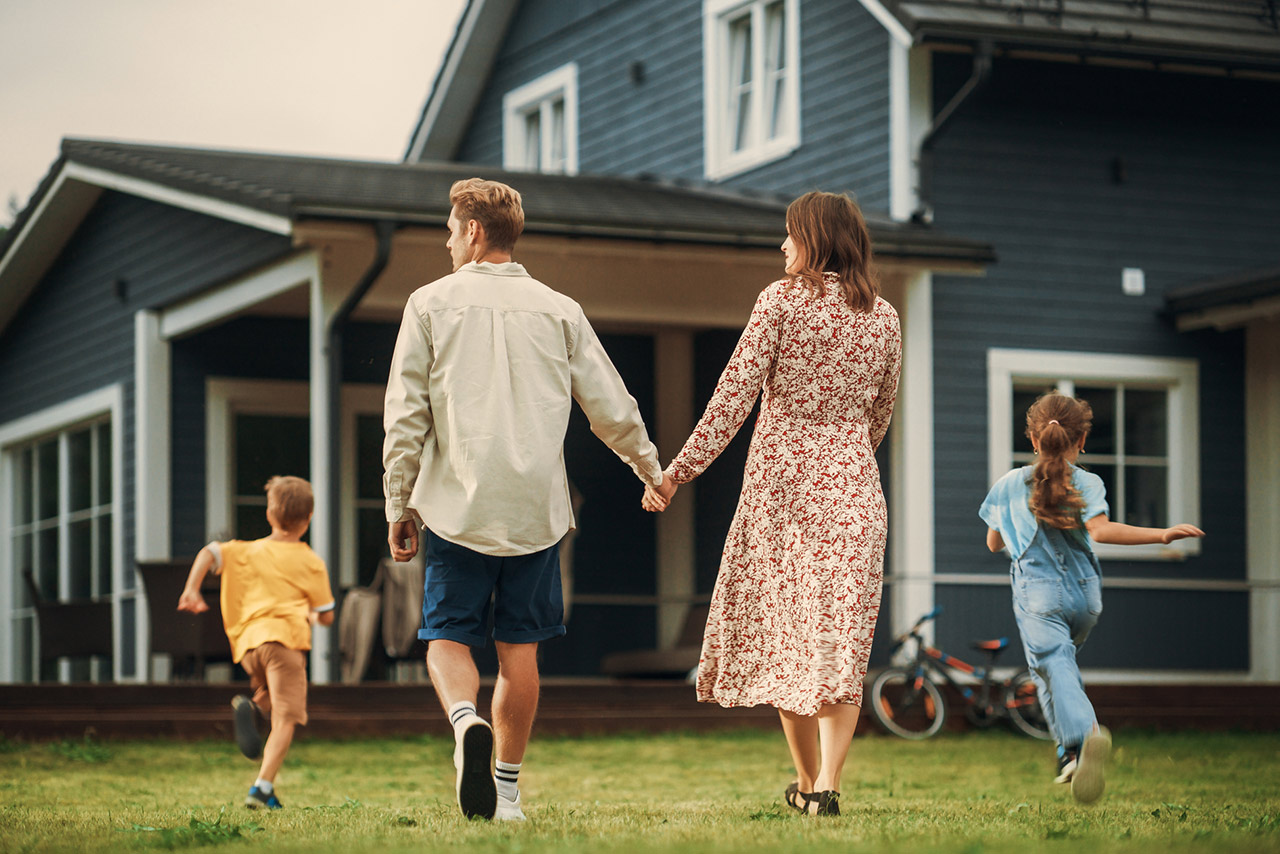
[383,261,662,556]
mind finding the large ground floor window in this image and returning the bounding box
[988,349,1200,561]
[1,387,124,683]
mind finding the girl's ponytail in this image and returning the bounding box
[1026,393,1093,529]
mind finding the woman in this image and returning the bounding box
[644,191,901,816]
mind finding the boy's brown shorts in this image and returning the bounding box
[240,642,308,726]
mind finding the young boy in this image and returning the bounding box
[178,475,335,810]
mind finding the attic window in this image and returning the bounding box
[503,63,578,175]
[703,0,800,181]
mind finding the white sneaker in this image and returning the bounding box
[452,716,497,820]
[494,791,526,822]
[1071,726,1112,804]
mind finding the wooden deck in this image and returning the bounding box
[2,679,1278,741]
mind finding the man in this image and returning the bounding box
[383,178,664,821]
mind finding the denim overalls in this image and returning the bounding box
[1011,523,1103,750]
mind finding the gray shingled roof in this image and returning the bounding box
[884,0,1280,66]
[21,138,992,263]
[1166,264,1280,314]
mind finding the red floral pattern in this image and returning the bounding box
[667,275,902,716]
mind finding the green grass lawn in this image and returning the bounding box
[2,728,1278,853]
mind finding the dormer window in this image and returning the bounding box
[503,63,579,175]
[703,0,800,181]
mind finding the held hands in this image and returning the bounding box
[1162,524,1206,544]
[176,588,209,614]
[641,478,678,513]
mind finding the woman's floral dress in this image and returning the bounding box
[666,274,902,716]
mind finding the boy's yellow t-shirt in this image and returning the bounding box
[214,538,334,663]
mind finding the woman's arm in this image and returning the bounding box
[1085,514,1205,545]
[665,286,784,485]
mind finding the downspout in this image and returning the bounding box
[912,40,994,224]
[324,219,396,678]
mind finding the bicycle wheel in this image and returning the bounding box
[1005,669,1053,740]
[870,667,946,739]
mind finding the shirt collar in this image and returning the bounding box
[460,260,528,277]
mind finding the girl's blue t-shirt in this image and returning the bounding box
[979,464,1110,559]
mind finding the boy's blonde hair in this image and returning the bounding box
[449,178,524,252]
[265,476,313,531]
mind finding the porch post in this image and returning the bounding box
[308,259,341,683]
[135,310,171,681]
[891,270,935,639]
[655,330,696,649]
[1246,318,1280,682]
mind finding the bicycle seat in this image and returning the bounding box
[971,637,1009,653]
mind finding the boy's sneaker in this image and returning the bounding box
[231,695,265,760]
[494,791,526,822]
[1054,748,1078,784]
[1071,725,1112,804]
[244,785,282,810]
[453,716,497,820]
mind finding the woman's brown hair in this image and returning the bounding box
[1025,392,1093,529]
[785,191,879,312]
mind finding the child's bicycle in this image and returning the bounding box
[869,607,1052,740]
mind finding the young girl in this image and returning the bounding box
[979,392,1203,804]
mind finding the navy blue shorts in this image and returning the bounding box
[418,528,567,648]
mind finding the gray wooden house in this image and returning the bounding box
[402,0,1280,682]
[0,139,987,683]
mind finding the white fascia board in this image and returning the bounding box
[159,250,320,340]
[854,0,914,47]
[62,163,291,235]
[406,0,520,162]
[0,169,103,335]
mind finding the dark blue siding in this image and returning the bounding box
[928,58,1277,669]
[0,192,290,594]
[933,585,1250,672]
[453,0,891,208]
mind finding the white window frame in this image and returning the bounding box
[988,349,1201,561]
[206,378,385,588]
[502,63,579,175]
[703,0,801,181]
[0,385,126,683]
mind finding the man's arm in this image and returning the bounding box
[568,311,663,487]
[383,301,434,560]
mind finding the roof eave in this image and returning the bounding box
[403,0,521,163]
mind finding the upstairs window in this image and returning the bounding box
[703,0,800,180]
[503,63,578,175]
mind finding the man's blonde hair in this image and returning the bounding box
[450,178,525,252]
[265,476,313,531]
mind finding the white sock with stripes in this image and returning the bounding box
[495,760,521,801]
[448,701,478,733]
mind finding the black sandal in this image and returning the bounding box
[784,781,815,813]
[811,790,841,816]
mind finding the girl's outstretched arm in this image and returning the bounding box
[1085,514,1205,545]
[986,528,1005,553]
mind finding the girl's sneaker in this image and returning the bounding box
[1055,747,1078,783]
[245,786,282,810]
[1071,726,1112,804]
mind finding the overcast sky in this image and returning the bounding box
[0,0,467,225]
